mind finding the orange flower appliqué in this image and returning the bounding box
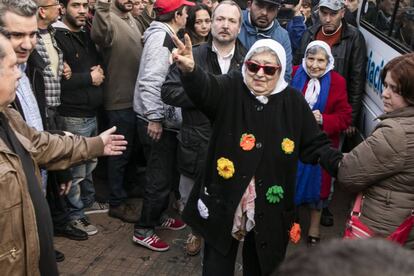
[281,138,295,154]
[289,223,301,244]
[217,157,235,179]
[240,133,256,151]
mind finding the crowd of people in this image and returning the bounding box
[0,0,413,275]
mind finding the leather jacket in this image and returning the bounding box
[0,108,103,275]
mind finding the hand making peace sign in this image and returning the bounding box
[171,34,195,73]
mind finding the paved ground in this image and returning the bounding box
[55,185,352,276]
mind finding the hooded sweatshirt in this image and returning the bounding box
[239,10,292,82]
[134,21,182,131]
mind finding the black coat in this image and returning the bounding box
[54,27,103,117]
[161,40,247,178]
[181,66,341,275]
[293,20,367,125]
[12,50,71,183]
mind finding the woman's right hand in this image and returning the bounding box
[171,34,195,73]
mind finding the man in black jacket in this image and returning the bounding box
[54,0,104,236]
[161,0,247,256]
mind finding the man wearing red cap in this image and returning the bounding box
[133,0,194,252]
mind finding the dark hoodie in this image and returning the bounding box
[54,21,103,117]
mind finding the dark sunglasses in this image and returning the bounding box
[245,60,280,76]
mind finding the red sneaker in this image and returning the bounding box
[158,217,186,230]
[132,233,169,252]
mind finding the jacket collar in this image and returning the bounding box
[27,49,47,72]
[378,106,414,120]
[309,19,353,41]
[205,38,247,65]
[0,110,37,155]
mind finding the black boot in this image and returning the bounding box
[55,250,65,262]
[320,207,334,227]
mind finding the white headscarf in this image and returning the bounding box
[301,40,335,109]
[242,39,288,104]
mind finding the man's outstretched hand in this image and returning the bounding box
[99,126,127,156]
[171,34,195,73]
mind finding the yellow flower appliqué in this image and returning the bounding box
[281,138,294,154]
[217,157,235,179]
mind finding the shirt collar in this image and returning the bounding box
[212,42,235,60]
[18,63,27,73]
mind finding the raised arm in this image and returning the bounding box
[172,35,230,120]
[91,0,114,48]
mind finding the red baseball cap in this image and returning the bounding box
[154,0,195,15]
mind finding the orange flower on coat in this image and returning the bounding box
[240,133,256,151]
[289,223,301,244]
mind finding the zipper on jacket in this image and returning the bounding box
[0,247,20,260]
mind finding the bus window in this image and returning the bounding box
[394,8,414,50]
[361,0,410,33]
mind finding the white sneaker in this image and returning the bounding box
[84,202,109,215]
[71,218,98,236]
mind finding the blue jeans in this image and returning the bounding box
[64,116,97,220]
[106,108,136,206]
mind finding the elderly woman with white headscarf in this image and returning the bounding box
[291,40,352,246]
[172,35,342,275]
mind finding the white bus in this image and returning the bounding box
[356,0,413,138]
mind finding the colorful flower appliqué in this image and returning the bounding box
[266,185,284,203]
[289,223,301,244]
[217,157,235,179]
[240,133,256,151]
[281,138,294,154]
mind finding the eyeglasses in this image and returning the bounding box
[245,60,280,76]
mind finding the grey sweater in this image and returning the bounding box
[133,21,182,131]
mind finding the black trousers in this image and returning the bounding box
[135,119,179,229]
[203,231,262,276]
[106,108,136,206]
[46,172,70,228]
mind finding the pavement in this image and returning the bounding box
[55,184,353,276]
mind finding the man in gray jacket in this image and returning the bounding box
[133,0,194,252]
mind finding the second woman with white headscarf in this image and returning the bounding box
[291,40,352,246]
[171,36,343,275]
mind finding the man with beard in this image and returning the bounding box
[238,0,292,81]
[91,0,154,223]
[162,0,247,256]
[32,0,90,258]
[53,0,105,236]
[293,0,366,228]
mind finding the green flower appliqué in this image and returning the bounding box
[266,185,284,204]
